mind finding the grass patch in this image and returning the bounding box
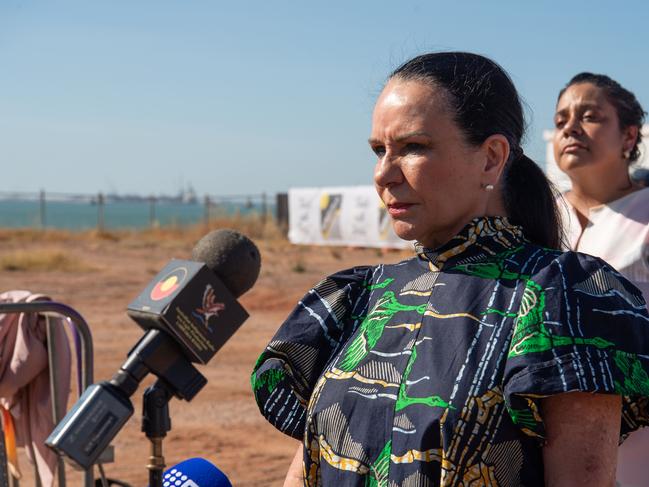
[0,250,93,272]
[330,248,342,260]
[291,260,306,273]
[0,215,289,246]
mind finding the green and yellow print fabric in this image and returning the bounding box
[252,217,649,486]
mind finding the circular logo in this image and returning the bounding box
[150,267,188,301]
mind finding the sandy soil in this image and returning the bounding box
[0,228,408,486]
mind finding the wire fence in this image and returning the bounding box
[0,190,286,231]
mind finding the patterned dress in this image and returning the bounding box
[252,217,649,486]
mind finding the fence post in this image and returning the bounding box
[149,196,156,228]
[39,189,46,229]
[261,192,267,225]
[97,193,105,232]
[204,195,210,229]
[276,192,289,236]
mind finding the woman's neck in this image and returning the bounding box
[567,169,639,211]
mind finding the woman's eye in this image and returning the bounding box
[554,119,565,129]
[583,113,598,122]
[404,143,425,153]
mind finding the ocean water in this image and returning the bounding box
[0,199,268,230]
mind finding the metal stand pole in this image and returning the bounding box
[142,380,172,487]
[39,190,46,229]
[97,193,105,232]
[149,196,156,228]
[204,195,210,230]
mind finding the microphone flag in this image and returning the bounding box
[127,259,248,364]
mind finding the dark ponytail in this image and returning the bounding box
[503,153,562,249]
[391,52,564,249]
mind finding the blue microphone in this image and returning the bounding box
[159,458,232,487]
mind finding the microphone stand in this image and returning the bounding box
[142,380,173,487]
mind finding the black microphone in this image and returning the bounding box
[45,230,260,470]
[125,229,260,367]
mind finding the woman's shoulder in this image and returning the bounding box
[559,187,649,220]
[525,247,645,302]
[623,185,649,203]
[526,246,621,276]
[312,256,420,290]
[301,265,372,302]
[617,186,649,221]
[552,248,611,270]
[320,264,376,283]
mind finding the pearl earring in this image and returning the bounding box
[482,183,494,191]
[623,149,631,160]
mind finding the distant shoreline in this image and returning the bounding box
[0,199,272,230]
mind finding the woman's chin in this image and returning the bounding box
[557,154,592,173]
[391,222,419,242]
[392,221,423,242]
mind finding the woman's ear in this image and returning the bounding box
[622,125,639,156]
[481,134,510,183]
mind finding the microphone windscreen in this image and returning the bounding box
[191,229,261,298]
[160,457,232,487]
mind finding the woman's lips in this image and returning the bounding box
[562,143,588,154]
[387,203,414,216]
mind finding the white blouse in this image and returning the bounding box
[559,187,649,300]
[559,187,649,487]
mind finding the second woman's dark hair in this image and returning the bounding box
[390,51,562,249]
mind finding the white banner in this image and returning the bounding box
[288,186,411,249]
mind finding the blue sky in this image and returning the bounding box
[1,1,647,197]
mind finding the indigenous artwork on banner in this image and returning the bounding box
[288,187,411,248]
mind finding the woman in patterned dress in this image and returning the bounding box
[252,52,649,486]
[552,73,649,486]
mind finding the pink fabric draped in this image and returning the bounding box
[0,291,71,487]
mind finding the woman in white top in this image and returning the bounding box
[553,72,649,487]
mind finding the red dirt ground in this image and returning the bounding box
[0,229,408,486]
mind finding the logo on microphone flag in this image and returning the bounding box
[150,267,188,301]
[192,284,226,331]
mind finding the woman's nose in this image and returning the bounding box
[562,114,583,136]
[374,154,403,188]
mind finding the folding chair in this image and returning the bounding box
[0,301,95,487]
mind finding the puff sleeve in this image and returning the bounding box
[251,266,373,439]
[503,252,649,441]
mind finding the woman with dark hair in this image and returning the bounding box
[252,52,649,486]
[553,73,649,486]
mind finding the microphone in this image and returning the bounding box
[191,229,260,298]
[45,230,261,470]
[125,229,261,366]
[155,458,232,487]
